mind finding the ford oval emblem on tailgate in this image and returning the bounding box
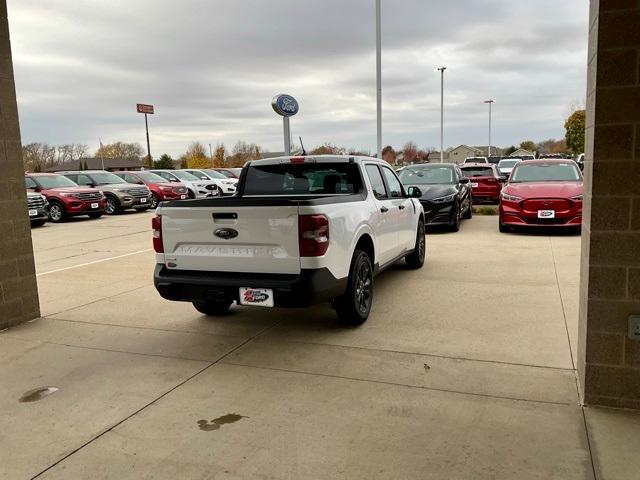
[214,228,238,240]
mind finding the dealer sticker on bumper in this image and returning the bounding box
[28,209,37,217]
[538,209,555,219]
[91,203,99,209]
[239,288,274,307]
[471,182,479,188]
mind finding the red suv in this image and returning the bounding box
[499,159,583,232]
[25,173,105,222]
[114,171,189,208]
[460,163,503,203]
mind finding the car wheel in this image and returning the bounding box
[187,189,196,199]
[405,220,425,269]
[105,195,119,215]
[150,193,159,208]
[463,198,473,219]
[450,204,461,232]
[335,249,373,326]
[48,201,66,223]
[88,213,103,219]
[193,299,233,316]
[31,219,46,227]
[499,216,509,233]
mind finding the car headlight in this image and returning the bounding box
[222,180,235,185]
[501,192,522,202]
[113,188,126,192]
[195,183,204,188]
[431,193,456,203]
[571,195,583,201]
[60,192,79,198]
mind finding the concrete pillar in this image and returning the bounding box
[578,0,640,410]
[0,0,40,329]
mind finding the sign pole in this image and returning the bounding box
[144,113,151,168]
[283,117,291,155]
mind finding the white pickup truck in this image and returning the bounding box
[153,155,426,325]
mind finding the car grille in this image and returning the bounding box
[27,196,45,208]
[522,198,571,211]
[525,217,571,225]
[173,186,188,194]
[77,192,103,201]
[126,188,149,197]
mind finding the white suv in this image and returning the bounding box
[182,169,238,195]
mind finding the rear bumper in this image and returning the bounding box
[154,264,347,307]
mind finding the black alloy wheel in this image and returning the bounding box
[405,221,426,269]
[336,250,373,326]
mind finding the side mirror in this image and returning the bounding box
[459,178,470,184]
[406,186,422,198]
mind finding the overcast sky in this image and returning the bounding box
[8,0,588,156]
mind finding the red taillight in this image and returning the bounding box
[152,215,163,253]
[298,214,329,257]
[290,157,306,164]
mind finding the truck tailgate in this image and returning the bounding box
[160,204,301,274]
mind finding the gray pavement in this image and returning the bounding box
[1,212,638,479]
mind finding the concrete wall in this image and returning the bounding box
[0,0,40,329]
[578,0,640,410]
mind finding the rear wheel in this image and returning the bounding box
[193,299,233,316]
[48,201,66,223]
[405,220,425,269]
[335,250,373,326]
[463,197,473,219]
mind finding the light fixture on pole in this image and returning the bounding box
[437,66,447,163]
[375,0,382,159]
[484,99,494,158]
[271,94,299,155]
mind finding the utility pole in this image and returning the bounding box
[437,66,447,163]
[209,143,213,167]
[376,0,382,159]
[484,99,494,158]
[136,104,154,167]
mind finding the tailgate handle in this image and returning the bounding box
[212,213,238,220]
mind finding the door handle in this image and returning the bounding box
[398,204,406,210]
[380,206,389,213]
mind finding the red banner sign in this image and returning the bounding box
[136,103,154,114]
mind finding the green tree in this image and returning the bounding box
[154,154,174,169]
[504,145,517,156]
[565,109,586,154]
[519,140,536,152]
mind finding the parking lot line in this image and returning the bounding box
[36,249,152,277]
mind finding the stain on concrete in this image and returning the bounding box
[424,363,431,371]
[19,386,59,403]
[198,413,247,431]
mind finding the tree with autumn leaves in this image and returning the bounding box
[565,109,585,154]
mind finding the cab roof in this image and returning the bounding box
[247,154,385,167]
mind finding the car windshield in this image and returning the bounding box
[89,172,127,185]
[30,175,78,189]
[244,163,363,195]
[217,170,236,178]
[136,172,167,183]
[172,170,201,181]
[461,167,494,177]
[398,166,454,185]
[498,160,519,168]
[202,169,228,179]
[510,163,582,182]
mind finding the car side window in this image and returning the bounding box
[380,167,403,198]
[158,172,172,181]
[365,165,387,200]
[76,174,93,186]
[25,177,37,189]
[125,174,141,184]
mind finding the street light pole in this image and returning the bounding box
[376,0,382,159]
[484,99,494,158]
[209,143,213,167]
[437,66,447,163]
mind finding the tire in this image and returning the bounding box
[88,213,103,219]
[31,219,46,227]
[104,195,120,215]
[48,201,66,223]
[193,299,233,316]
[150,193,159,209]
[499,217,509,233]
[335,250,373,326]
[450,204,461,232]
[187,189,196,199]
[405,220,425,269]
[463,198,473,219]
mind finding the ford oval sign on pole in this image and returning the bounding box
[272,94,298,155]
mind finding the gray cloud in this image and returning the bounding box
[8,0,588,156]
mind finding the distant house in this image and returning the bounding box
[509,148,535,158]
[447,145,483,164]
[45,158,144,172]
[428,151,450,162]
[474,146,505,157]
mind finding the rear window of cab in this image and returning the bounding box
[243,163,363,195]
